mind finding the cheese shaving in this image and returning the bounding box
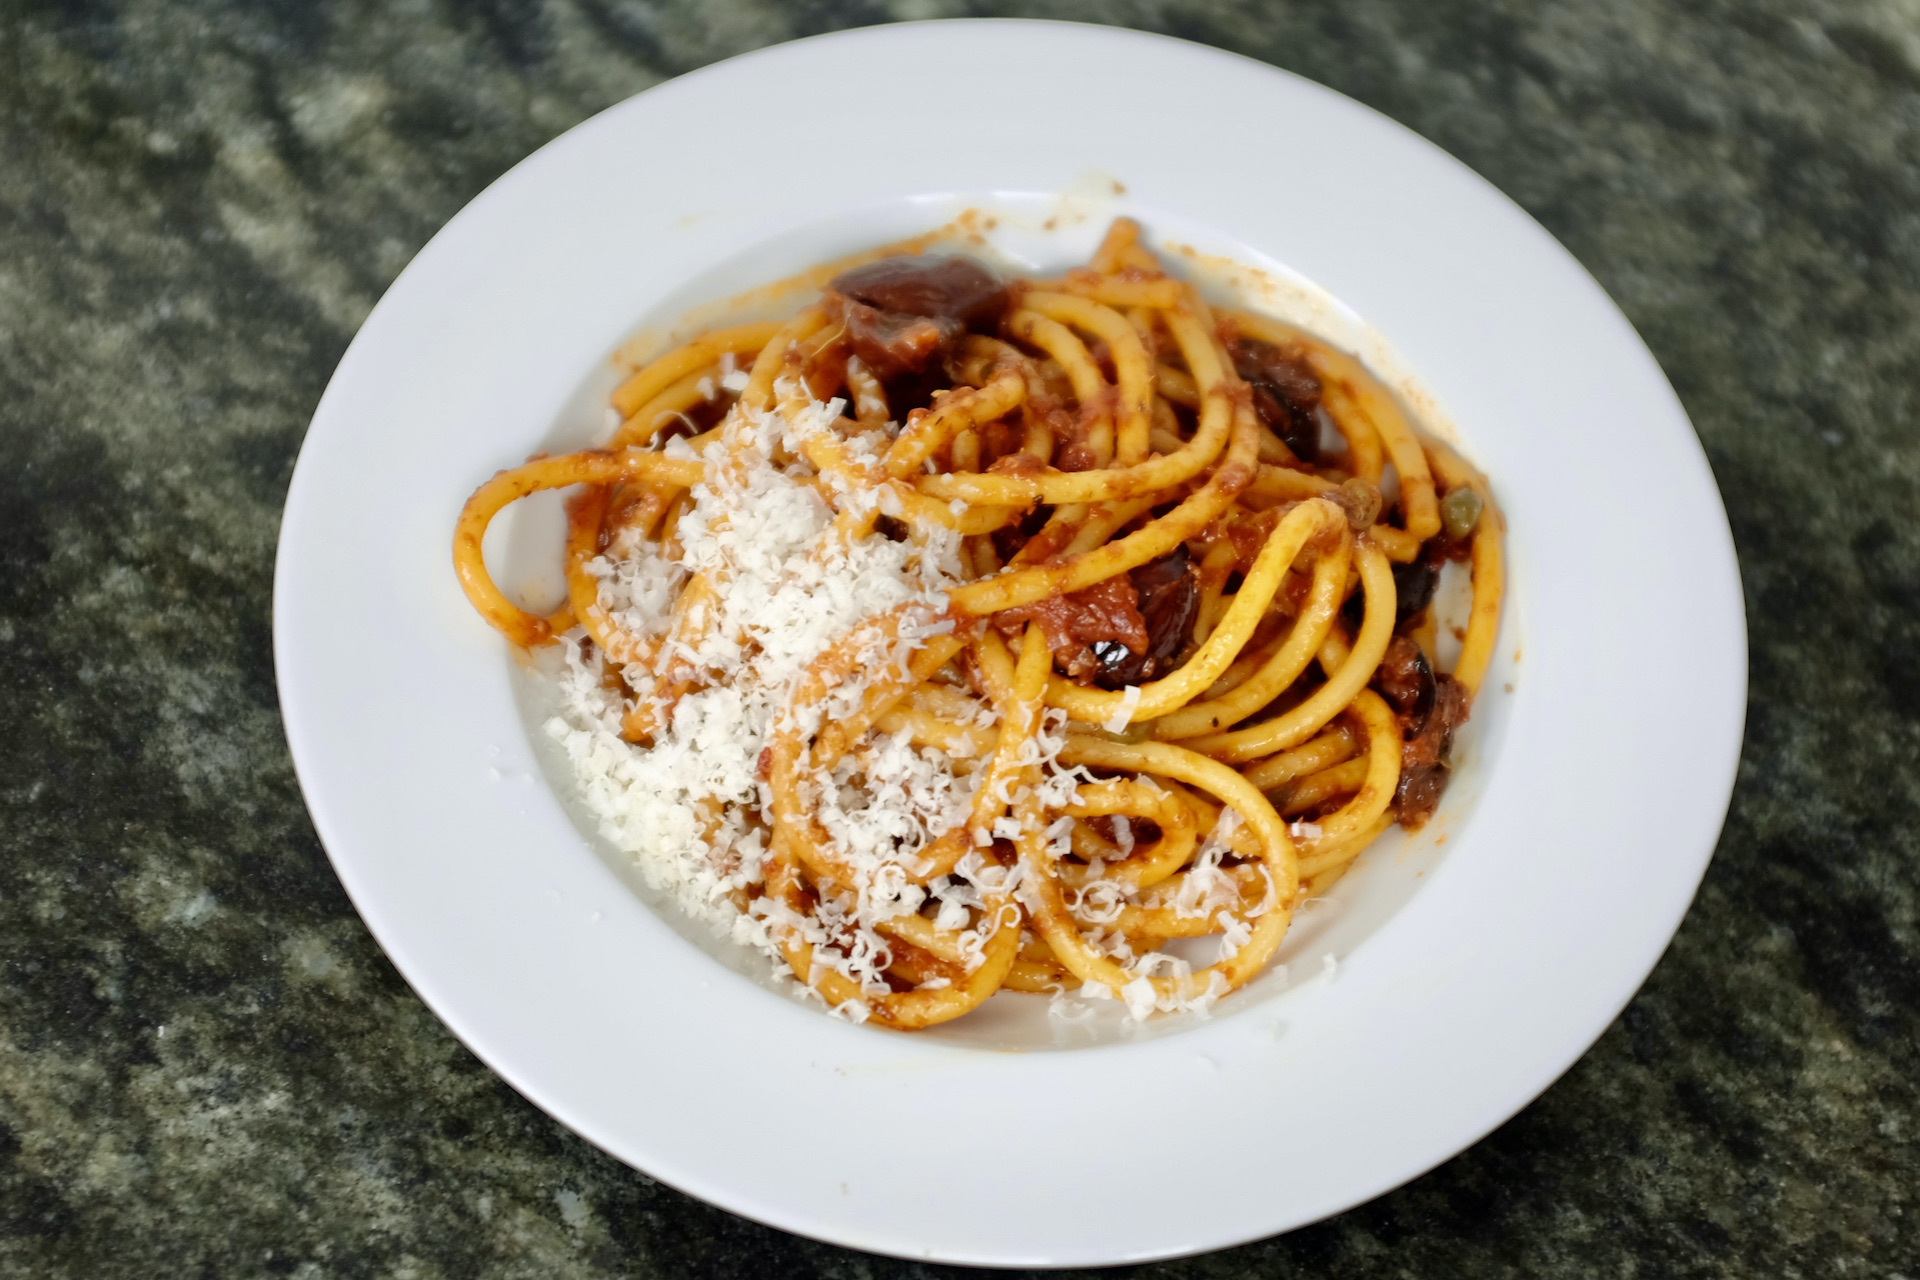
[544,383,968,1000]
[1101,684,1142,734]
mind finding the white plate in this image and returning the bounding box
[275,20,1745,1267]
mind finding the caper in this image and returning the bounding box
[1334,477,1382,530]
[1440,486,1483,541]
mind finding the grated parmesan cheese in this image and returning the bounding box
[540,379,1228,1025]
[1101,684,1142,734]
[544,382,972,1003]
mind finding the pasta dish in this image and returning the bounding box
[452,218,1503,1030]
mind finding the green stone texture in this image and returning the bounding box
[1,0,1915,1275]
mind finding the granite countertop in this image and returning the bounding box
[3,0,1916,1274]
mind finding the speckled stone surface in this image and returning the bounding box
[2,0,1915,1274]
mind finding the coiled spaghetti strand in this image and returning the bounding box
[1055,779,1198,891]
[1021,292,1154,465]
[1043,498,1347,728]
[452,449,704,647]
[1030,736,1299,1004]
[611,321,783,419]
[1423,434,1506,695]
[454,224,1507,1029]
[611,364,724,449]
[946,348,1256,616]
[1240,725,1360,793]
[919,300,1238,509]
[1154,520,1354,739]
[1180,537,1398,762]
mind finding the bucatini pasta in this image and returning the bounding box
[453,218,1504,1029]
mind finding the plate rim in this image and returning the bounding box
[274,18,1747,1265]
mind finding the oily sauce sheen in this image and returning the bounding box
[453,218,1506,1030]
[821,252,1480,829]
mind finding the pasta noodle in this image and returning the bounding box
[453,218,1505,1030]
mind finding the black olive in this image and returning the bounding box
[1390,558,1439,627]
[1394,763,1450,830]
[1247,378,1321,462]
[1407,648,1437,728]
[877,362,956,417]
[1343,552,1439,633]
[1233,340,1323,464]
[1340,586,1364,633]
[990,503,1052,564]
[1131,542,1192,593]
[828,255,1009,328]
[1091,639,1144,688]
[1372,636,1437,730]
[1092,546,1199,689]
